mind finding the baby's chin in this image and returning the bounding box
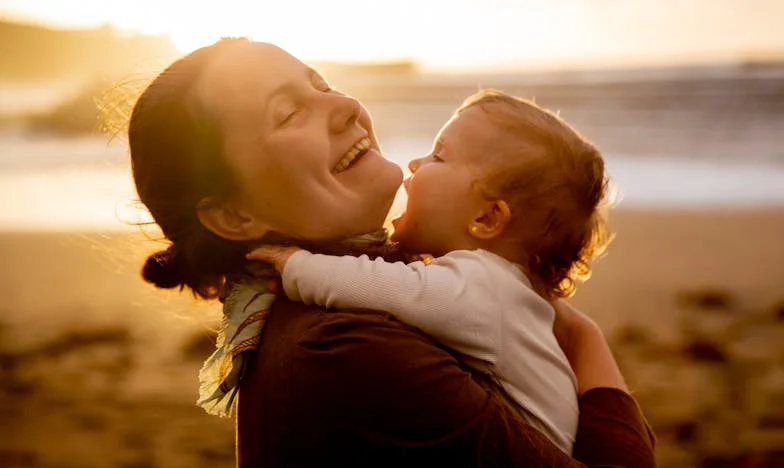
[389,229,423,255]
[389,227,409,248]
[389,213,405,239]
[389,229,404,245]
[390,214,435,254]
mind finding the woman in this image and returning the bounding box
[129,38,655,467]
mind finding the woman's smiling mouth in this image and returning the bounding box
[334,137,371,173]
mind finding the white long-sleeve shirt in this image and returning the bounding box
[282,248,579,454]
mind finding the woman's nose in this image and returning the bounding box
[408,157,424,174]
[329,93,361,133]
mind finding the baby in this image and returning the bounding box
[248,89,612,454]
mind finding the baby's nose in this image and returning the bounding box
[408,158,423,173]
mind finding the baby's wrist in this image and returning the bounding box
[280,248,309,276]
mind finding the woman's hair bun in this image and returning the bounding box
[142,246,185,290]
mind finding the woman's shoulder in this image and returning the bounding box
[248,297,488,436]
[264,297,476,396]
[244,296,445,404]
[258,297,443,363]
[268,296,440,353]
[259,297,494,438]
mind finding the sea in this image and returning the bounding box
[2,69,784,232]
[1,130,784,231]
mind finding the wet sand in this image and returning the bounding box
[1,207,783,467]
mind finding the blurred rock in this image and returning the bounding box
[0,324,234,467]
[727,323,784,363]
[181,330,218,362]
[613,323,653,346]
[682,340,729,363]
[676,289,736,311]
[611,296,784,467]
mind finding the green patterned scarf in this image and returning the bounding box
[197,229,390,417]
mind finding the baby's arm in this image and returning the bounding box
[248,246,500,361]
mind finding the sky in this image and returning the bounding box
[1,0,783,69]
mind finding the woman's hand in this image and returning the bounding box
[246,245,301,274]
[552,299,594,358]
[552,300,628,396]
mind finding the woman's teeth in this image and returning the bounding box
[335,137,371,173]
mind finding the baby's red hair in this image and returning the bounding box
[459,90,613,299]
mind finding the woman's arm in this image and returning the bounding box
[292,307,655,467]
[575,388,656,467]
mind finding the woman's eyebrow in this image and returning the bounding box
[264,82,297,108]
[265,67,318,109]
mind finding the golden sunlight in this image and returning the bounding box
[3,0,784,68]
[163,0,451,63]
[161,1,585,68]
[0,0,588,68]
[167,3,414,63]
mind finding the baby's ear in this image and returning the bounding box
[468,200,511,240]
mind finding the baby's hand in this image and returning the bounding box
[246,245,301,274]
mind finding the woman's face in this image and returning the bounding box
[197,42,403,240]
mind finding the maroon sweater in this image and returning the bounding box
[237,298,656,467]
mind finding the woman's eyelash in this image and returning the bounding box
[277,76,331,127]
[280,108,299,126]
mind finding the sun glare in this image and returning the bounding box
[162,1,425,63]
[161,4,566,69]
[5,0,782,70]
[156,1,590,70]
[0,0,728,70]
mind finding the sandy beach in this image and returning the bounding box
[1,207,782,467]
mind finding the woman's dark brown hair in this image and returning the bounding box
[129,38,251,299]
[129,38,409,300]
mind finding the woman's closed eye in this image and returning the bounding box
[275,72,335,127]
[278,105,302,127]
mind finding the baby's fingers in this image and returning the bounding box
[246,245,284,262]
[246,245,301,274]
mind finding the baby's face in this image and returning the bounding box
[391,105,508,255]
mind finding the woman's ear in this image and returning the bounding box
[468,200,511,240]
[196,197,269,241]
